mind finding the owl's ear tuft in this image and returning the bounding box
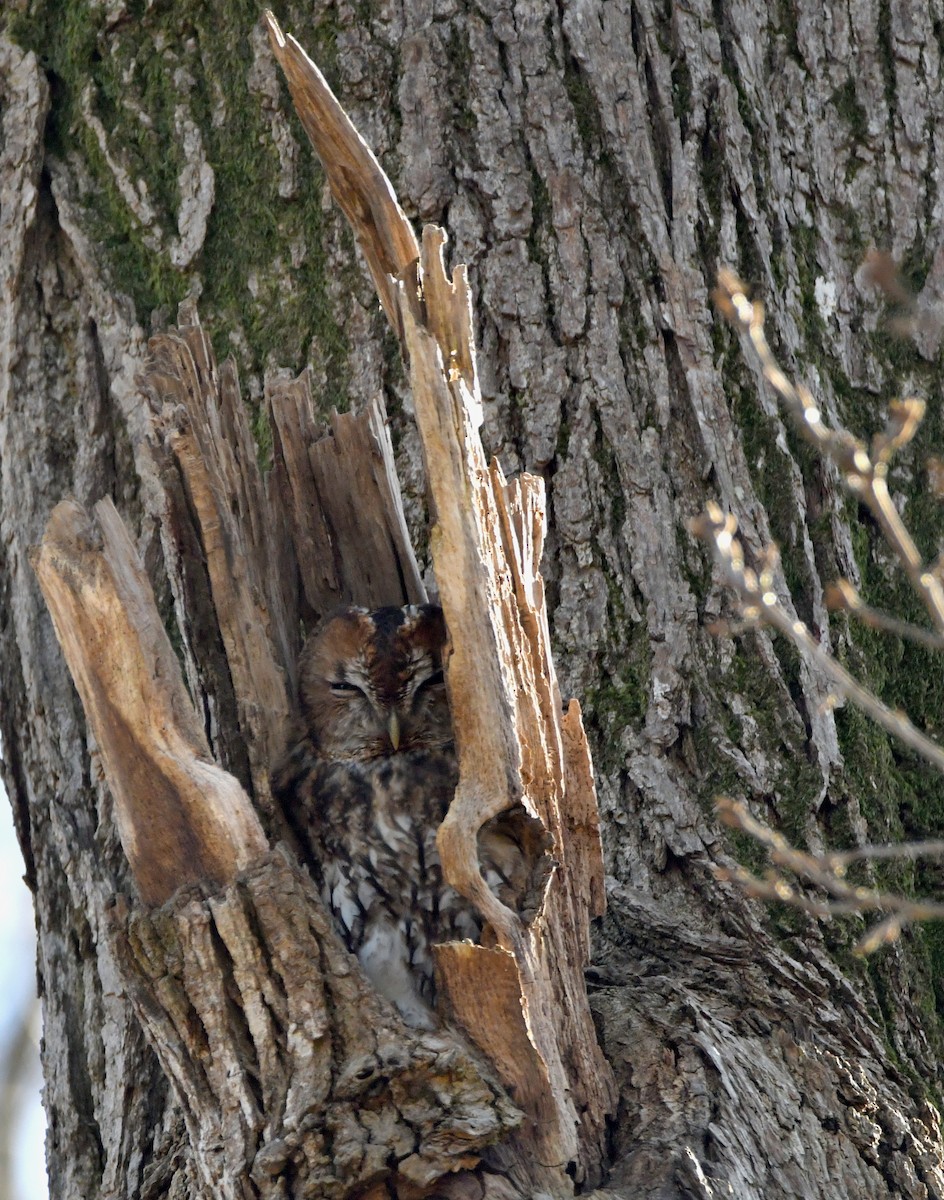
[402,604,448,659]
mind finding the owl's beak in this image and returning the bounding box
[387,710,401,750]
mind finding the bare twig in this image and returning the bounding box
[714,269,944,634]
[699,268,944,952]
[691,504,944,774]
[826,839,944,869]
[715,798,944,953]
[825,579,944,651]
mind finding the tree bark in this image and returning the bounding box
[3,2,944,1198]
[28,53,615,1184]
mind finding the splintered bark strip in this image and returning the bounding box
[308,401,427,608]
[33,498,269,905]
[365,396,427,597]
[400,304,525,943]
[142,305,292,801]
[266,367,341,609]
[265,11,419,331]
[560,700,607,925]
[264,14,615,1187]
[267,372,426,617]
[417,226,481,397]
[402,241,617,1183]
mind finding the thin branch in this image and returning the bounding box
[715,798,944,953]
[826,839,944,869]
[714,269,944,634]
[704,266,944,953]
[824,579,944,651]
[691,504,944,774]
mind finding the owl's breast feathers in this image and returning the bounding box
[272,739,477,1027]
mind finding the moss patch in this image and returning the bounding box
[9,0,359,408]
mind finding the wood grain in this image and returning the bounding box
[111,850,519,1199]
[33,497,269,905]
[265,12,616,1189]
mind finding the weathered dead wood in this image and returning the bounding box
[140,304,294,805]
[32,497,268,905]
[402,240,615,1188]
[265,15,616,1190]
[266,369,426,616]
[141,308,425,812]
[110,847,519,1200]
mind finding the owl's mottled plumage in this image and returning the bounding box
[272,604,489,1029]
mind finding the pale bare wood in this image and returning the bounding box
[264,11,419,332]
[261,15,615,1188]
[400,239,615,1189]
[419,226,480,396]
[267,370,426,617]
[32,497,269,905]
[494,472,611,1170]
[142,307,293,804]
[434,943,567,1196]
[308,402,427,607]
[266,367,342,614]
[401,307,525,939]
[495,473,613,1174]
[560,699,607,927]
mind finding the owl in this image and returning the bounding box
[272,604,525,1029]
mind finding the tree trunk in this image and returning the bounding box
[3,2,944,1198]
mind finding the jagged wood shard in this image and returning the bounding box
[266,370,426,616]
[141,305,294,805]
[33,497,269,906]
[266,11,616,1190]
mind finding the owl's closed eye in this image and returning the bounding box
[298,604,452,761]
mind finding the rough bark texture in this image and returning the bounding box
[28,44,613,1185]
[4,2,944,1198]
[110,850,519,1200]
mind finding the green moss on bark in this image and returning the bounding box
[9,0,359,406]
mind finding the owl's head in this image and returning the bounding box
[298,604,452,761]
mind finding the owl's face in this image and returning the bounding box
[298,605,453,761]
